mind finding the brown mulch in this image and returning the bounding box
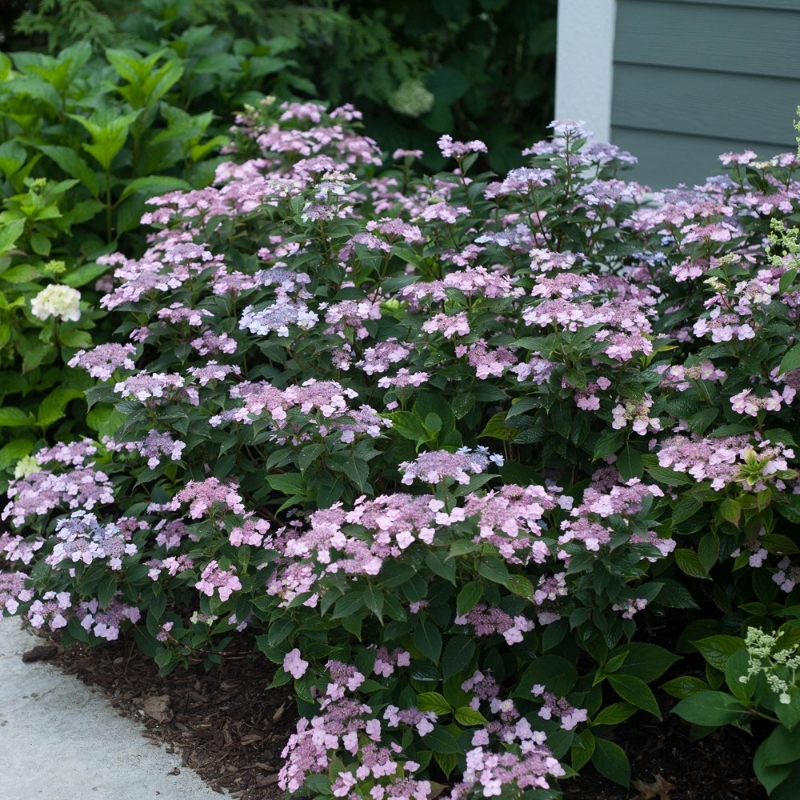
[560,704,768,800]
[40,632,298,799]
[25,630,768,800]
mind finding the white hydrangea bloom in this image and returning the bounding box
[30,284,82,322]
[13,455,40,479]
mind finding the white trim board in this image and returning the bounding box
[555,0,617,143]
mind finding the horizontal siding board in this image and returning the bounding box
[610,127,790,189]
[615,1,800,79]
[611,64,800,147]
[647,0,799,10]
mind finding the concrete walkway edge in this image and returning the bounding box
[0,620,229,800]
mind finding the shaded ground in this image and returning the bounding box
[32,631,767,800]
[560,705,767,800]
[46,633,297,799]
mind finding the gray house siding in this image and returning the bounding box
[610,0,800,188]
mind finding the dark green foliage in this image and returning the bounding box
[8,0,557,173]
[0,37,249,490]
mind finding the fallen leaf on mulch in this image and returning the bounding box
[22,644,59,663]
[143,694,173,723]
[632,774,676,800]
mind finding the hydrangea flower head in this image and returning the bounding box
[31,284,81,322]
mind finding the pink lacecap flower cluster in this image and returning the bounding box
[658,435,793,491]
[399,447,503,486]
[0,572,34,615]
[372,647,411,677]
[730,386,796,417]
[195,560,243,602]
[531,685,588,731]
[69,343,137,380]
[454,604,534,645]
[4,466,114,527]
[171,477,246,518]
[47,511,136,571]
[75,598,141,641]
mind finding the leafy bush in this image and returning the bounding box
[0,38,247,491]
[4,101,800,797]
[8,0,557,174]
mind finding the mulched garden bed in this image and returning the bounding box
[25,631,768,800]
[31,632,297,799]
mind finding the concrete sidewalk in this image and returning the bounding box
[0,620,227,800]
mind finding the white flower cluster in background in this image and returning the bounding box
[30,284,82,322]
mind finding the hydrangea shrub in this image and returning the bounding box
[3,98,800,797]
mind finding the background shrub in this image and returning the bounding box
[0,34,265,490]
[6,0,557,173]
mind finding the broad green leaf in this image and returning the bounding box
[571,729,596,771]
[119,175,193,202]
[0,220,25,255]
[607,674,661,719]
[591,737,630,787]
[454,706,487,726]
[755,723,800,770]
[448,540,480,559]
[780,268,798,293]
[674,548,711,580]
[456,582,483,616]
[387,411,426,442]
[477,557,509,585]
[591,702,637,726]
[421,725,461,754]
[778,343,800,375]
[330,592,365,620]
[0,140,27,179]
[37,145,100,196]
[594,429,625,459]
[37,388,85,428]
[30,232,51,256]
[644,464,695,486]
[298,443,326,470]
[672,497,703,524]
[613,643,681,683]
[425,551,456,584]
[58,330,93,349]
[671,691,745,726]
[693,635,745,671]
[426,65,470,104]
[265,473,305,495]
[506,574,534,600]
[718,498,741,526]
[616,446,643,480]
[697,532,720,572]
[660,676,708,699]
[478,411,512,440]
[266,618,295,646]
[414,620,442,664]
[96,575,117,609]
[2,264,41,283]
[363,584,384,621]
[86,407,124,438]
[724,649,754,702]
[441,635,475,680]
[762,534,800,555]
[0,439,34,471]
[776,687,800,732]
[753,753,794,796]
[417,692,452,715]
[62,262,109,288]
[0,407,31,427]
